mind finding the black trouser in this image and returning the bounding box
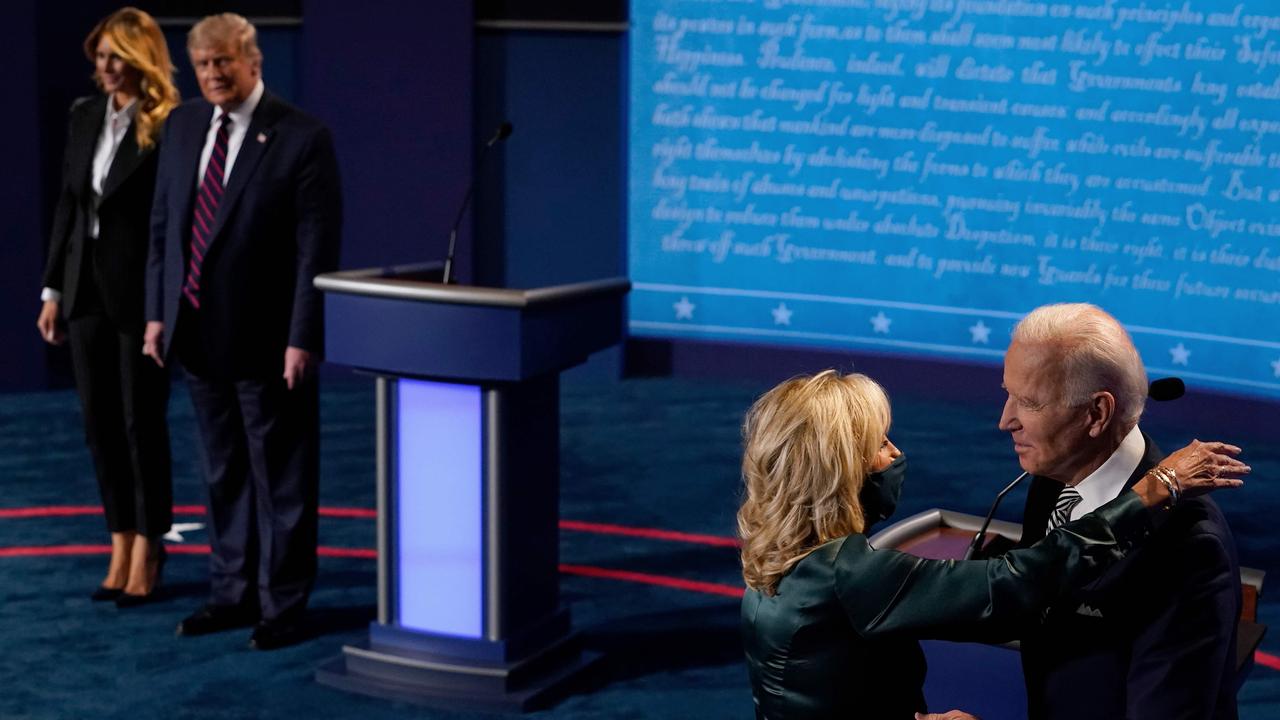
[176,302,320,621]
[65,269,172,537]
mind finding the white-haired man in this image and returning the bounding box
[999,303,1240,719]
[145,13,341,649]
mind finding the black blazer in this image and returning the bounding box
[1017,432,1242,720]
[146,91,342,380]
[43,95,159,331]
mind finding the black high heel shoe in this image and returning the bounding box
[115,543,167,608]
[91,586,123,602]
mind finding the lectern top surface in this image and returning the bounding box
[315,262,629,308]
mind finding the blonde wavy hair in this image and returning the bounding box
[84,7,179,151]
[737,370,891,595]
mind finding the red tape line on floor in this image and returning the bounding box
[0,505,376,519]
[0,544,358,560]
[0,506,105,519]
[559,563,745,598]
[6,505,1280,674]
[1,541,1277,673]
[0,505,737,545]
[0,543,112,557]
[0,543,739,595]
[559,519,739,547]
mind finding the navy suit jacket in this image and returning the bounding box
[146,90,341,380]
[1017,432,1241,720]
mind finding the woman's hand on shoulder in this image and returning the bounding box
[1159,439,1249,498]
[1132,439,1248,509]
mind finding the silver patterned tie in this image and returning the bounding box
[1046,486,1083,531]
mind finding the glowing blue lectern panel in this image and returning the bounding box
[395,379,483,637]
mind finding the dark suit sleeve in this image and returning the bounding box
[42,104,83,294]
[1123,528,1238,719]
[288,125,342,353]
[145,116,174,324]
[835,492,1153,642]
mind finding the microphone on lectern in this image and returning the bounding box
[441,121,515,285]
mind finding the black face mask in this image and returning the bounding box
[861,454,907,528]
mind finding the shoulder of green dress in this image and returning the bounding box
[827,533,878,570]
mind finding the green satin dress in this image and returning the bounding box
[742,492,1153,719]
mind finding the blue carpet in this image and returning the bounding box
[0,374,1275,718]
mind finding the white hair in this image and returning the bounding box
[1012,303,1148,431]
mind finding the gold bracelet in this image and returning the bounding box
[1149,466,1179,506]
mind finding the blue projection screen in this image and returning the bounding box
[628,0,1280,399]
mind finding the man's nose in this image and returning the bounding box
[998,398,1017,431]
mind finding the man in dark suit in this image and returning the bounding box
[1000,303,1240,719]
[144,13,341,650]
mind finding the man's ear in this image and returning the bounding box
[1085,391,1116,438]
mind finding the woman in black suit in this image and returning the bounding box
[37,7,180,605]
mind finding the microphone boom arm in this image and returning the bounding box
[963,472,1028,560]
[441,122,513,285]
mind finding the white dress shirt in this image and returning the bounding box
[41,97,137,303]
[1064,424,1146,522]
[197,79,264,186]
[90,97,138,238]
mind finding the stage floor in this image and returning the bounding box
[1,374,1275,718]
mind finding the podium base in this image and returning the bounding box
[315,634,602,712]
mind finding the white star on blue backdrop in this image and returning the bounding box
[772,303,793,326]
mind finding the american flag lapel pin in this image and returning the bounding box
[257,132,268,143]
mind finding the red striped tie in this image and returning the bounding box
[183,115,231,309]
